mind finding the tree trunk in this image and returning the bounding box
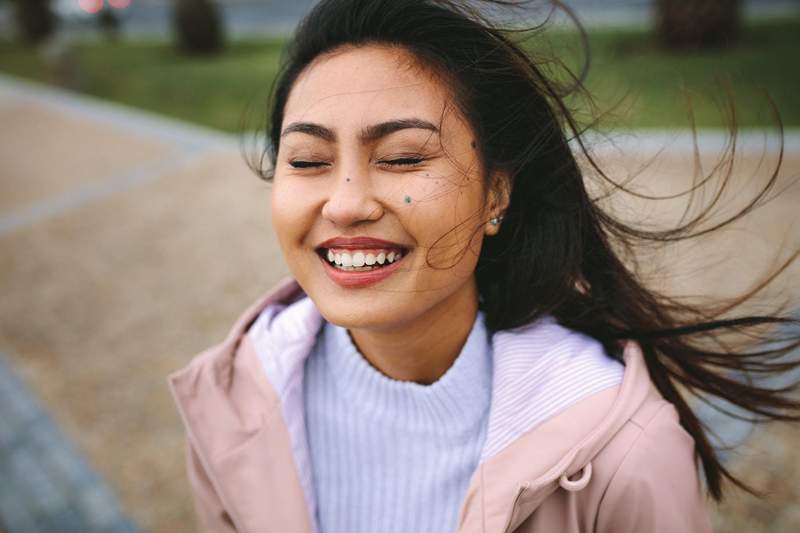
[173,0,226,56]
[656,0,742,49]
[11,0,56,45]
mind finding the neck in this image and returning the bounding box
[348,282,479,385]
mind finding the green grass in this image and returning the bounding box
[547,17,800,129]
[1,17,798,132]
[0,38,284,132]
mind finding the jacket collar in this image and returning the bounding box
[169,278,313,533]
[169,278,653,533]
[458,342,651,532]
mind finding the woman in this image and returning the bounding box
[169,1,799,532]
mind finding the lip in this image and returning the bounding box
[317,236,409,250]
[318,251,407,289]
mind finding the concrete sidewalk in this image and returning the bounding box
[0,73,798,532]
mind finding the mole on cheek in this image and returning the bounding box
[404,195,412,204]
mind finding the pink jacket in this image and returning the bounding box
[169,278,713,533]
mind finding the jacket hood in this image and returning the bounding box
[169,278,656,533]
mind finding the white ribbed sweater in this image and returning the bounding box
[303,312,493,533]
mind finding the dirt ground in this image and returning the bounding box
[1,75,798,531]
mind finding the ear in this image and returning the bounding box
[484,171,511,236]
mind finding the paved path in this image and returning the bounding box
[0,73,798,532]
[0,353,137,533]
[0,73,285,531]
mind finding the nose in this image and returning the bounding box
[321,170,384,227]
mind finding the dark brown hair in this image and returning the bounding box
[251,0,800,500]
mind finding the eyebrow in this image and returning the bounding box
[280,118,439,143]
[280,122,336,142]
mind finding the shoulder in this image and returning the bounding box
[483,318,625,459]
[591,391,712,533]
[493,316,625,378]
[597,394,696,488]
[496,316,606,352]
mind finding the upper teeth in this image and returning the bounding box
[325,249,403,267]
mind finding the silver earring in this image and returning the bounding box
[490,215,503,226]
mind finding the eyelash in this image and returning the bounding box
[288,157,425,169]
[379,157,425,167]
[289,160,327,169]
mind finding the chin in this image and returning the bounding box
[312,293,417,332]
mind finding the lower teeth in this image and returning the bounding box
[332,264,386,271]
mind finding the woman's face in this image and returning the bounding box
[272,45,503,331]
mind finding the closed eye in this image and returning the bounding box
[289,160,329,169]
[378,157,425,167]
[289,157,425,169]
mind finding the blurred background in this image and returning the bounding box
[0,0,798,531]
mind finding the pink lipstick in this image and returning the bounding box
[316,236,410,288]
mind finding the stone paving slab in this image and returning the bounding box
[0,72,798,532]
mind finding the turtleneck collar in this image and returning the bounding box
[319,311,493,437]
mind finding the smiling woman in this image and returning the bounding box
[271,45,503,382]
[168,1,800,533]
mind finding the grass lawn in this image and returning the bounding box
[548,17,800,130]
[0,17,798,133]
[0,38,284,133]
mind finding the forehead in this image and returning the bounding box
[283,45,454,128]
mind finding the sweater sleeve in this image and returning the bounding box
[594,404,713,533]
[185,438,238,533]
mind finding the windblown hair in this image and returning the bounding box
[250,0,800,500]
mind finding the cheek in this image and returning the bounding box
[270,180,311,253]
[406,172,487,270]
[270,188,290,243]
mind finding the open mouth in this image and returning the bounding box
[316,247,408,272]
